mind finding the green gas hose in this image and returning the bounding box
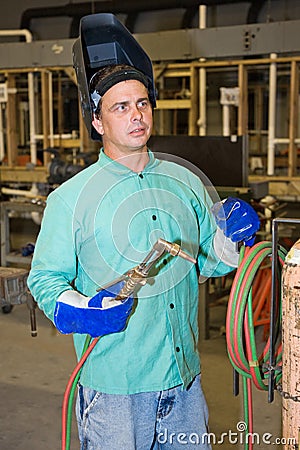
[226,241,287,450]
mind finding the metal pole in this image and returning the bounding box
[198,5,207,136]
[267,53,277,176]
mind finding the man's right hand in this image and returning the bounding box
[54,281,134,337]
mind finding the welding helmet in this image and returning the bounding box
[73,13,156,141]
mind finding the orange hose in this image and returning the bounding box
[61,337,100,450]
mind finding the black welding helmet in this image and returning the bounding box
[73,13,156,141]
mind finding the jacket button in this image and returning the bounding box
[170,303,174,309]
[152,215,157,221]
[176,347,180,352]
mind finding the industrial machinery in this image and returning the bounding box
[0,10,299,196]
[0,266,37,336]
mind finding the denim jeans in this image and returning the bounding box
[76,374,212,449]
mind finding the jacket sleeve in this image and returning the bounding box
[190,177,236,278]
[27,191,79,322]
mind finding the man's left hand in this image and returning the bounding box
[212,197,260,247]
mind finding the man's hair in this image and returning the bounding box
[89,64,151,118]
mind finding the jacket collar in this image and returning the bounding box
[97,148,159,174]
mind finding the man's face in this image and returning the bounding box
[92,79,153,155]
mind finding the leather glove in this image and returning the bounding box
[54,280,133,338]
[211,197,260,247]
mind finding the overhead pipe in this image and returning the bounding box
[246,0,266,24]
[124,12,139,34]
[20,0,254,34]
[0,28,32,43]
[182,5,199,29]
[73,5,200,34]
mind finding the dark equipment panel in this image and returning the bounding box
[148,135,248,187]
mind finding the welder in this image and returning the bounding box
[27,13,260,450]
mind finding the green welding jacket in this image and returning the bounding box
[28,149,234,394]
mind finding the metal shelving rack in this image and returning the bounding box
[0,201,44,267]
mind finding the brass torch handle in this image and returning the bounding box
[114,267,147,302]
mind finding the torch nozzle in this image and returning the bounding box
[154,238,196,264]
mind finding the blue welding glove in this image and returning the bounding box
[212,197,260,247]
[54,280,134,338]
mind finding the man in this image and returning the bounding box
[28,57,259,450]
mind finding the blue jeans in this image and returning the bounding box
[76,375,212,449]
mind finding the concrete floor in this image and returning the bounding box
[0,300,282,450]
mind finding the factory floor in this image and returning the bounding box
[0,298,282,450]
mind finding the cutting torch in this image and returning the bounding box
[101,238,196,302]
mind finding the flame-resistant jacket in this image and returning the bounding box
[28,149,233,394]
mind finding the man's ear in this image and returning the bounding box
[92,116,104,135]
